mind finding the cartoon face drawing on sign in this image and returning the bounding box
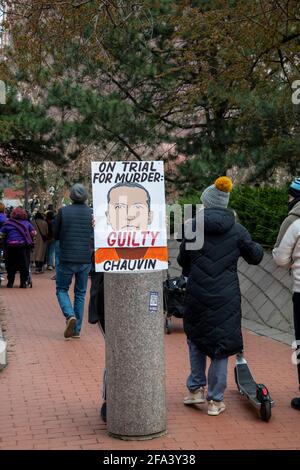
[106,182,154,231]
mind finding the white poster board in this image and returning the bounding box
[92,161,168,273]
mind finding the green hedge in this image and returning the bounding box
[178,186,289,249]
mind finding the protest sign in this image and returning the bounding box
[92,161,168,273]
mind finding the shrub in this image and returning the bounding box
[177,186,288,249]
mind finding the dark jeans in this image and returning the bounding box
[56,262,91,335]
[88,270,106,401]
[186,339,228,402]
[35,261,43,272]
[6,245,29,286]
[293,293,300,388]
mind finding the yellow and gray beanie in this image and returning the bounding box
[201,176,233,209]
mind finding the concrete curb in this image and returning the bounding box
[0,329,7,370]
[0,304,7,370]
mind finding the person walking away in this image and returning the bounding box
[45,211,56,270]
[273,177,300,411]
[33,212,48,273]
[0,203,8,282]
[178,176,264,416]
[0,207,36,288]
[54,184,93,339]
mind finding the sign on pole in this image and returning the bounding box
[92,161,168,273]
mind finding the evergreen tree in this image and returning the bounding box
[3,0,300,193]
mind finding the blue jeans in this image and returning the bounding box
[55,241,60,269]
[56,263,91,335]
[187,340,228,402]
[47,241,56,267]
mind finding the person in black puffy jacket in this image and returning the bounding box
[178,176,263,416]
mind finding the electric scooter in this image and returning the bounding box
[234,352,274,422]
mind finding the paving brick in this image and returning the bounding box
[1,272,300,450]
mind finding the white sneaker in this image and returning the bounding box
[183,387,205,405]
[207,400,226,416]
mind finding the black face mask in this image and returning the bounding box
[288,197,300,212]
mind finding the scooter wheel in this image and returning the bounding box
[260,400,272,422]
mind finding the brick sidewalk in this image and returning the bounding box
[0,272,300,450]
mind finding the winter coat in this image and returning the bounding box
[274,200,300,247]
[0,213,7,229]
[177,208,264,359]
[273,218,300,292]
[88,269,105,333]
[0,219,36,246]
[53,203,93,264]
[33,219,48,262]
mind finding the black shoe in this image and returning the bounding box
[291,397,300,410]
[7,283,13,288]
[100,402,107,423]
[20,284,27,288]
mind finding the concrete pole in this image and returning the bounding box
[104,271,166,440]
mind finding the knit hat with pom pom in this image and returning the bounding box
[289,178,300,199]
[201,176,233,209]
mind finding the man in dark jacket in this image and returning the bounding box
[54,184,93,339]
[178,176,263,416]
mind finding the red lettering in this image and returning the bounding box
[107,232,117,247]
[151,231,159,246]
[141,231,149,244]
[107,230,160,247]
[117,232,127,247]
[132,231,140,247]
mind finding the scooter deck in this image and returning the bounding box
[236,363,261,405]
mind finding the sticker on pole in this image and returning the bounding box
[92,161,168,273]
[149,291,159,312]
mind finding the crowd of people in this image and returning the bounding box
[0,203,56,286]
[0,184,94,340]
[1,176,300,425]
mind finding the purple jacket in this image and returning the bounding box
[0,219,36,246]
[0,213,7,229]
